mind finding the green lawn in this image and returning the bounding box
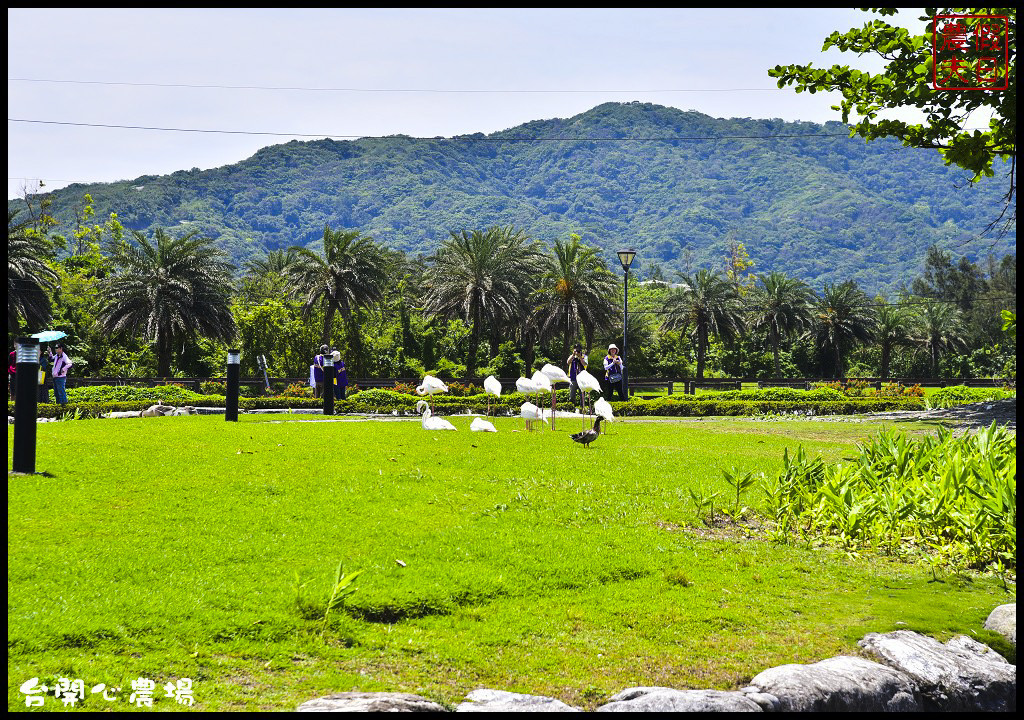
[7,415,1014,711]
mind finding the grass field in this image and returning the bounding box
[7,415,1015,711]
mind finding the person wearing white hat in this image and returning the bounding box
[332,350,349,400]
[603,344,625,401]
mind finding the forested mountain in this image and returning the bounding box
[15,102,1015,295]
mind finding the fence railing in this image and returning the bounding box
[63,375,1014,396]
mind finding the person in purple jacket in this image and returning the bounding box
[603,344,625,401]
[312,345,328,398]
[566,343,588,410]
[332,350,348,400]
[50,343,73,405]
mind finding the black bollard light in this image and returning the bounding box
[225,348,240,422]
[13,337,40,474]
[323,353,334,416]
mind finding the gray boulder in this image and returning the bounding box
[297,691,447,712]
[858,630,1015,712]
[597,687,763,712]
[746,655,920,712]
[456,689,581,712]
[103,410,143,419]
[984,604,1016,645]
[141,404,175,417]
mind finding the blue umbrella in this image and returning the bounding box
[31,330,67,343]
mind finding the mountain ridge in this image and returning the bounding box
[15,101,1015,294]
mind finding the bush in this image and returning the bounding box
[607,396,923,417]
[278,382,313,398]
[765,423,1015,573]
[200,381,227,395]
[64,384,211,406]
[928,385,1015,409]
[871,382,925,398]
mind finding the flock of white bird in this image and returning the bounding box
[412,369,614,435]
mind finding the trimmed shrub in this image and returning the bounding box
[928,385,1015,409]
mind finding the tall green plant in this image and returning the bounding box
[99,228,237,377]
[662,269,744,380]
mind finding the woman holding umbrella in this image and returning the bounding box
[31,330,66,403]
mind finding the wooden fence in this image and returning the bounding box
[64,375,1013,396]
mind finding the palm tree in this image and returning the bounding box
[749,272,814,377]
[241,248,301,301]
[99,228,237,377]
[662,269,744,380]
[807,281,876,378]
[874,301,916,380]
[8,209,60,333]
[913,300,965,377]
[533,234,618,359]
[287,225,394,346]
[423,226,546,376]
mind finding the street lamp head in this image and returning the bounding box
[617,249,636,271]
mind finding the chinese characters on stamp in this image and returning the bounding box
[932,14,1009,90]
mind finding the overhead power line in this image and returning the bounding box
[8,118,855,141]
[9,77,782,94]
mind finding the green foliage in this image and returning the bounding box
[769,9,1015,183]
[320,562,362,636]
[927,384,1015,409]
[17,103,1014,296]
[766,423,1016,573]
[65,384,211,405]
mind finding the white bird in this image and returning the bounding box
[574,369,603,430]
[593,397,615,433]
[470,417,497,433]
[416,374,449,415]
[515,375,539,395]
[483,375,502,417]
[540,363,570,430]
[416,400,457,431]
[520,401,548,431]
[540,363,571,384]
[531,370,552,405]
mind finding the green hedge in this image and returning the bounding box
[608,397,924,417]
[11,390,926,420]
[65,385,213,405]
[927,385,1015,409]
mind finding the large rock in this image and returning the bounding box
[858,630,1015,712]
[984,604,1016,645]
[456,689,581,712]
[141,404,175,417]
[103,410,143,419]
[746,655,920,712]
[297,691,447,712]
[597,687,763,712]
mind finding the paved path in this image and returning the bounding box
[861,397,1015,431]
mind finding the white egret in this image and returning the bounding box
[520,401,548,432]
[416,400,457,431]
[593,397,615,434]
[540,363,571,430]
[416,374,449,415]
[530,370,552,425]
[470,417,497,433]
[574,369,603,431]
[483,375,502,417]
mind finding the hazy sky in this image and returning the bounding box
[8,8,931,200]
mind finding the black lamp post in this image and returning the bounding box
[13,337,40,473]
[616,249,636,399]
[225,349,240,422]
